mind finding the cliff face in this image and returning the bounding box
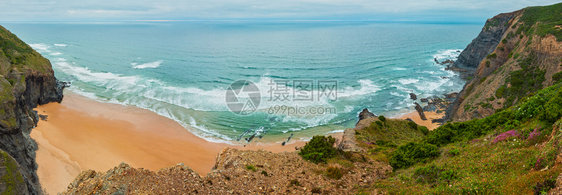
[447,3,562,121]
[0,25,64,194]
[451,12,518,77]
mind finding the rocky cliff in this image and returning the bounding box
[450,11,518,77]
[0,25,64,194]
[447,3,562,121]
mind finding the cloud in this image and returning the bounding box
[0,0,560,22]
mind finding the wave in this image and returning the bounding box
[54,44,67,47]
[433,49,462,62]
[339,79,380,98]
[29,43,50,52]
[132,60,163,69]
[398,78,419,85]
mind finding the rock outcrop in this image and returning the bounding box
[0,25,64,194]
[414,102,427,120]
[63,148,392,194]
[450,11,518,78]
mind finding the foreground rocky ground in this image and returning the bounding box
[62,147,391,194]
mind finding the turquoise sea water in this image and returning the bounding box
[4,22,482,143]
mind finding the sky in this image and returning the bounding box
[0,0,560,22]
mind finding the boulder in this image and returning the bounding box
[409,93,417,100]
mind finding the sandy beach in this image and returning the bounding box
[30,91,440,194]
[399,111,444,130]
[31,92,315,194]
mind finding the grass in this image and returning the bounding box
[0,25,51,74]
[519,2,562,41]
[371,140,561,194]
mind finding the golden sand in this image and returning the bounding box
[31,92,316,194]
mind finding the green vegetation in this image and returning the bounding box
[485,60,490,67]
[362,83,562,193]
[519,3,562,41]
[502,53,546,108]
[378,115,386,122]
[553,71,562,84]
[299,135,337,163]
[0,26,50,74]
[486,53,497,59]
[390,142,439,169]
[245,164,256,172]
[326,166,343,179]
[1,150,24,195]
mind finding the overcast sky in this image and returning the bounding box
[1,0,560,22]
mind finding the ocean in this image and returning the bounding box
[4,21,482,144]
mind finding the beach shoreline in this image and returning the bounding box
[31,90,442,194]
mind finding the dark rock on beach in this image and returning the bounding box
[409,93,417,100]
[414,102,427,120]
[358,108,376,122]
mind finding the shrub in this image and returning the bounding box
[261,171,268,176]
[553,71,562,84]
[375,121,383,127]
[378,115,386,122]
[289,179,300,186]
[408,121,418,129]
[326,166,343,179]
[418,126,429,136]
[487,53,497,59]
[413,164,457,185]
[299,135,337,163]
[390,142,439,169]
[449,148,460,156]
[534,178,556,195]
[245,165,257,172]
[540,91,562,124]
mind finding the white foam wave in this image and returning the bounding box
[325,129,345,134]
[416,78,449,92]
[133,60,163,69]
[339,79,380,98]
[54,44,67,47]
[393,67,407,71]
[433,49,462,62]
[398,78,419,85]
[51,52,63,56]
[29,43,50,52]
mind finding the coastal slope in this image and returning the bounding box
[0,25,64,194]
[447,3,562,121]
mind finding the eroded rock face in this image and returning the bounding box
[0,25,65,194]
[451,11,517,76]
